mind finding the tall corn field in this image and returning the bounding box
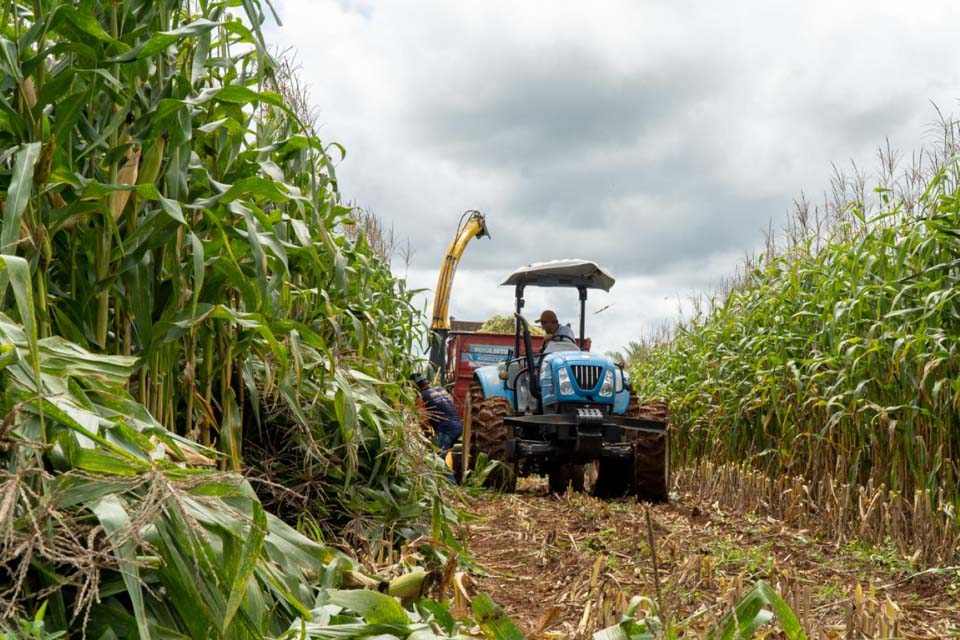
[0,0,457,635]
[633,123,960,561]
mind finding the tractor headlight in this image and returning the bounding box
[557,367,574,395]
[599,370,614,397]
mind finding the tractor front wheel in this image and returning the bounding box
[467,382,516,492]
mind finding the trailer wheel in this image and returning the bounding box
[548,463,584,494]
[467,382,516,492]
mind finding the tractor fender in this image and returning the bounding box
[613,389,630,414]
[473,366,513,404]
[613,370,631,414]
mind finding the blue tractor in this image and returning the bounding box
[464,260,669,500]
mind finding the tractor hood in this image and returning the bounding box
[543,350,611,367]
[501,259,615,291]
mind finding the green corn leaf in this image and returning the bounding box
[2,142,41,254]
[74,448,146,476]
[51,474,136,509]
[0,37,22,82]
[52,6,125,48]
[415,601,454,636]
[0,261,41,432]
[707,580,806,640]
[35,67,76,108]
[326,590,409,626]
[53,91,90,140]
[471,594,525,640]
[158,195,185,223]
[90,495,150,640]
[222,176,292,203]
[221,499,267,632]
[209,84,261,105]
[108,19,219,63]
[593,626,656,640]
[220,388,242,470]
[152,514,218,637]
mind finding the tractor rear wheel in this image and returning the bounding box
[587,398,670,501]
[467,382,516,492]
[626,397,670,502]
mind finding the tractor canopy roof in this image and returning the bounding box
[501,259,615,291]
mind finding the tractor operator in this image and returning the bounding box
[411,373,462,460]
[536,309,576,345]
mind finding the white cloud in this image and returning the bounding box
[266,0,960,353]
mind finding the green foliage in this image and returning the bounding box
[0,0,460,635]
[594,581,807,640]
[0,303,347,637]
[633,133,960,536]
[471,594,526,640]
[458,451,505,495]
[0,0,449,546]
[1,603,65,640]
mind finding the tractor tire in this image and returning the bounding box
[467,382,516,492]
[587,398,670,501]
[626,397,670,503]
[547,463,584,494]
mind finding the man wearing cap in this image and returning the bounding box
[411,374,462,461]
[536,309,576,345]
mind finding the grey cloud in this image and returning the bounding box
[410,46,727,170]
[447,190,786,283]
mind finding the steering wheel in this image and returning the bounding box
[514,312,540,400]
[540,332,578,354]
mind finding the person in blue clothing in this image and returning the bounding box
[411,373,463,458]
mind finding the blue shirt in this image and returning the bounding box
[420,386,463,437]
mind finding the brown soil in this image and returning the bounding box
[464,478,960,639]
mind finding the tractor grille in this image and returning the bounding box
[571,365,603,391]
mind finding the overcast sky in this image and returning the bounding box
[264,1,959,355]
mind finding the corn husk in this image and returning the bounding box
[111,138,140,222]
[138,135,165,186]
[20,77,36,108]
[34,135,55,188]
[386,569,427,603]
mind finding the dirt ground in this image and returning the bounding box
[463,478,960,639]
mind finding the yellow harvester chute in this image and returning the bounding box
[428,210,490,375]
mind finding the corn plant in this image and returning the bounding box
[0,0,461,634]
[633,126,960,559]
[0,0,451,550]
[0,272,337,635]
